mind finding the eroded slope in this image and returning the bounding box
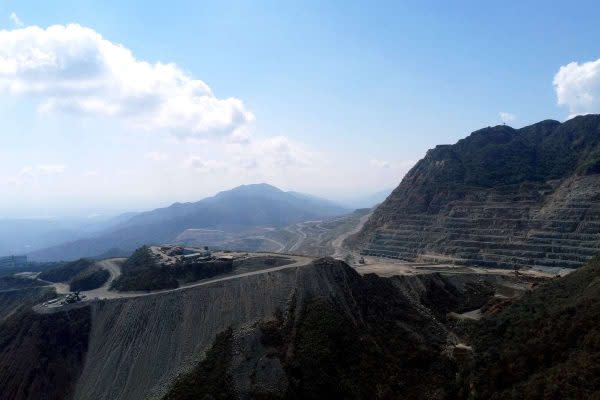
[352,115,600,270]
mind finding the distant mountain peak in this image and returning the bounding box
[29,183,348,261]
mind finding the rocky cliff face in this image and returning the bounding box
[3,257,590,399]
[352,115,600,270]
[0,259,501,400]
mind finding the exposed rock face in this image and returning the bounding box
[352,115,600,269]
[159,259,501,400]
[70,259,499,400]
[73,259,368,400]
[0,259,550,400]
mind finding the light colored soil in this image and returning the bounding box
[35,253,314,313]
[332,211,372,259]
[448,309,482,321]
[70,256,338,400]
[353,254,562,279]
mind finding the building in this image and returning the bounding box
[0,255,28,269]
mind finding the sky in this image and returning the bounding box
[1,0,600,217]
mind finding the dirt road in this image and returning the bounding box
[45,258,125,297]
[81,258,125,299]
[332,211,372,259]
[285,221,318,252]
[35,253,315,313]
[353,254,563,279]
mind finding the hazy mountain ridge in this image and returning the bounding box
[29,184,348,261]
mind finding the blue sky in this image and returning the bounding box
[1,1,600,216]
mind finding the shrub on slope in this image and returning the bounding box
[112,246,234,292]
[69,268,110,292]
[38,258,95,283]
[460,257,600,399]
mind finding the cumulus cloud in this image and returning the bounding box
[370,159,390,169]
[238,136,314,173]
[9,12,23,28]
[185,157,226,173]
[0,23,254,138]
[554,58,600,117]
[253,136,312,168]
[499,112,516,123]
[184,136,312,176]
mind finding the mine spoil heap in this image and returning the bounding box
[352,115,600,269]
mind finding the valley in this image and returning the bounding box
[4,6,600,399]
[2,117,600,399]
[2,249,557,400]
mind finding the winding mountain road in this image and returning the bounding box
[332,211,372,259]
[35,253,314,313]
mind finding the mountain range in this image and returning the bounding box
[1,117,600,400]
[29,184,348,261]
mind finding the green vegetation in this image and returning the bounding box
[382,115,600,214]
[36,258,110,292]
[163,328,234,400]
[459,256,600,399]
[256,260,457,400]
[38,258,95,282]
[69,268,110,292]
[111,246,177,291]
[450,116,600,187]
[112,246,234,291]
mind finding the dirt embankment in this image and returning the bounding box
[72,259,327,400]
[71,257,521,400]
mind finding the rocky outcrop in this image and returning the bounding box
[0,259,544,400]
[457,256,600,399]
[352,115,600,269]
[159,259,509,400]
[68,259,507,400]
[72,259,366,400]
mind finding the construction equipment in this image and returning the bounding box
[63,291,82,304]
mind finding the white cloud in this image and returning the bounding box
[499,112,516,123]
[253,136,312,168]
[185,157,226,173]
[0,23,254,138]
[180,136,313,180]
[9,12,23,28]
[370,159,390,168]
[554,58,600,117]
[145,151,169,162]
